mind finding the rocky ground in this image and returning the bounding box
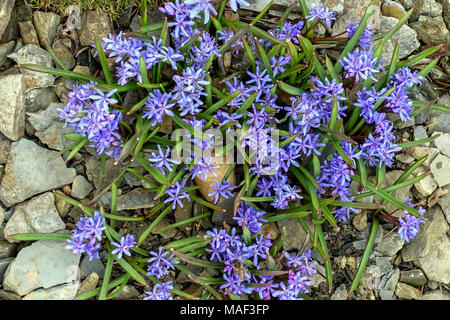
[0,0,449,300]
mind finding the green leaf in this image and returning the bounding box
[349,217,379,296]
[278,80,302,95]
[135,153,170,185]
[265,211,310,223]
[140,21,164,32]
[7,233,71,241]
[397,134,440,148]
[95,35,114,84]
[19,64,104,83]
[99,250,113,300]
[171,249,224,269]
[115,257,147,286]
[43,39,68,71]
[138,205,172,245]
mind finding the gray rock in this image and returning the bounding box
[152,217,177,239]
[421,290,450,300]
[32,11,60,47]
[399,269,427,287]
[0,74,25,141]
[18,21,38,45]
[79,11,113,47]
[80,255,105,279]
[382,268,400,291]
[0,40,15,66]
[414,173,438,198]
[0,289,21,300]
[375,232,404,257]
[71,175,93,199]
[438,185,450,224]
[434,133,450,158]
[35,122,73,151]
[331,284,347,300]
[2,239,80,296]
[379,289,394,300]
[0,257,13,283]
[85,156,122,189]
[396,153,415,164]
[76,272,99,297]
[428,280,438,290]
[0,138,76,207]
[0,133,11,165]
[415,235,450,283]
[377,16,420,65]
[409,146,439,168]
[381,0,406,19]
[0,0,15,41]
[402,206,448,262]
[116,189,158,211]
[352,212,368,231]
[396,282,422,299]
[27,102,62,132]
[414,126,429,146]
[411,15,450,45]
[111,285,139,300]
[25,87,59,113]
[308,272,327,288]
[52,39,76,70]
[430,154,450,187]
[8,44,54,90]
[331,0,376,35]
[4,192,65,242]
[277,217,313,251]
[23,282,79,300]
[0,240,15,258]
[0,205,4,225]
[387,113,415,129]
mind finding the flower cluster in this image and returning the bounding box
[66,211,106,261]
[206,225,316,299]
[398,197,426,242]
[111,234,137,259]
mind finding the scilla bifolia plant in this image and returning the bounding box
[13,0,450,300]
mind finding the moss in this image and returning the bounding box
[27,0,162,21]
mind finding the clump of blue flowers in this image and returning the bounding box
[52,0,446,301]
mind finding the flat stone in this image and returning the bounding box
[0,288,21,300]
[28,102,62,132]
[23,282,79,300]
[396,282,422,299]
[85,156,122,189]
[330,284,347,300]
[0,0,15,41]
[399,269,427,287]
[396,153,415,164]
[2,239,80,296]
[381,1,406,19]
[377,16,420,65]
[0,133,11,165]
[277,216,314,251]
[79,11,113,47]
[430,154,450,187]
[4,192,65,242]
[331,0,378,35]
[414,173,438,198]
[32,11,60,47]
[80,255,105,279]
[421,290,450,300]
[35,122,73,151]
[0,138,76,207]
[111,285,139,300]
[0,74,25,141]
[0,240,15,258]
[116,189,158,211]
[52,39,76,70]
[438,185,450,224]
[352,212,368,231]
[411,15,450,45]
[414,126,429,146]
[382,268,400,292]
[409,146,439,168]
[18,21,38,45]
[0,40,15,66]
[25,87,59,113]
[76,272,99,297]
[8,44,55,90]
[434,133,450,158]
[71,175,93,199]
[152,217,177,239]
[0,257,13,282]
[0,205,4,225]
[375,232,404,257]
[379,289,394,300]
[402,206,448,262]
[415,235,450,283]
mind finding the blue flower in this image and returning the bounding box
[111,234,136,259]
[147,247,179,279]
